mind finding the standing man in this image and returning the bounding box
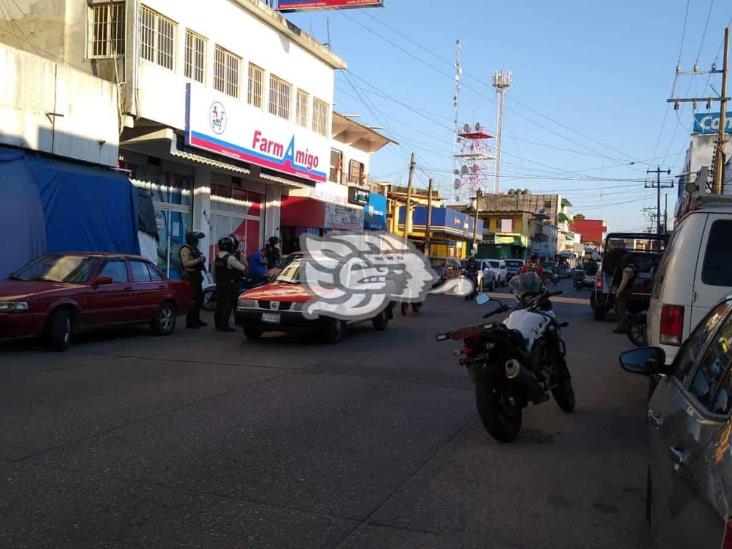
[265,236,281,269]
[179,231,207,329]
[613,255,637,334]
[214,234,248,332]
[521,254,544,279]
[248,246,269,284]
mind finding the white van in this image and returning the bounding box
[647,195,732,363]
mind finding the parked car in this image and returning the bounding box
[235,256,392,343]
[505,259,525,279]
[591,232,667,321]
[484,259,508,286]
[429,256,463,288]
[460,259,497,292]
[619,295,732,548]
[647,195,732,364]
[0,253,192,351]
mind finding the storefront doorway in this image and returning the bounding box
[209,178,262,263]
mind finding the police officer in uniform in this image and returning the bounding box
[179,231,207,329]
[214,234,248,332]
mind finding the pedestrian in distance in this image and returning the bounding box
[613,254,638,334]
[179,231,207,329]
[214,234,248,332]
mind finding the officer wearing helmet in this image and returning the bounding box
[214,234,248,332]
[179,231,207,329]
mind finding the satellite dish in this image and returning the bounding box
[453,179,461,190]
[453,169,460,176]
[461,165,469,175]
[475,122,482,132]
[463,123,470,133]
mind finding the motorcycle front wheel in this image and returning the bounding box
[552,379,576,413]
[475,382,522,443]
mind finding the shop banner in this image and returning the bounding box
[278,0,383,12]
[693,112,732,134]
[364,193,387,230]
[325,203,364,231]
[185,84,328,184]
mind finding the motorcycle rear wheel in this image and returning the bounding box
[475,382,522,443]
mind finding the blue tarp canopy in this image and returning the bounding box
[0,146,140,278]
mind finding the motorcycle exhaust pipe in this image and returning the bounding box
[504,360,547,404]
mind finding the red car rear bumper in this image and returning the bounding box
[0,312,47,338]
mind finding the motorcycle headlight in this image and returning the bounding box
[0,301,29,312]
[237,298,258,309]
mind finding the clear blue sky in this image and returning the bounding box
[288,1,731,232]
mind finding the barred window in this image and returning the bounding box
[248,63,264,108]
[329,149,343,184]
[184,30,206,83]
[139,6,176,70]
[269,75,292,120]
[348,160,364,185]
[296,89,309,128]
[90,3,125,58]
[214,45,240,98]
[312,98,329,137]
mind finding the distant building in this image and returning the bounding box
[570,219,607,244]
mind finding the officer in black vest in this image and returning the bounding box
[179,231,207,329]
[214,234,248,332]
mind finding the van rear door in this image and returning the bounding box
[691,215,732,331]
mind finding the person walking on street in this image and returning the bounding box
[613,255,637,334]
[214,234,248,332]
[521,254,544,280]
[179,231,207,329]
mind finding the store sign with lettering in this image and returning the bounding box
[693,112,732,135]
[348,186,370,206]
[278,0,383,12]
[185,84,328,183]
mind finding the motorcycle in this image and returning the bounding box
[436,273,575,442]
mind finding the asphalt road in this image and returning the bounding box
[0,280,650,548]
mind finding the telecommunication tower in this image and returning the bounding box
[451,39,463,202]
[453,122,494,202]
[492,70,512,194]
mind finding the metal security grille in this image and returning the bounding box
[184,30,206,83]
[214,46,240,98]
[296,89,309,127]
[269,75,291,120]
[248,63,263,108]
[140,6,176,70]
[91,3,125,58]
[312,98,329,137]
[348,160,364,185]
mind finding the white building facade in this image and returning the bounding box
[0,0,346,277]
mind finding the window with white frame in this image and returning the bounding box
[139,6,176,70]
[312,98,329,137]
[214,45,241,98]
[184,30,206,83]
[269,75,292,120]
[90,2,125,58]
[296,89,310,127]
[248,63,264,108]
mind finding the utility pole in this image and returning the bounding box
[425,178,433,254]
[667,27,730,195]
[471,188,483,253]
[646,167,673,235]
[714,27,729,194]
[664,193,669,234]
[404,152,416,239]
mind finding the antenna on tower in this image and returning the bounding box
[492,69,512,194]
[451,39,463,202]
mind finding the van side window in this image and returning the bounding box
[702,220,732,287]
[674,301,732,383]
[688,313,732,414]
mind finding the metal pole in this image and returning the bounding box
[425,178,433,254]
[714,27,729,194]
[404,152,416,238]
[664,193,669,234]
[472,189,481,252]
[656,169,662,235]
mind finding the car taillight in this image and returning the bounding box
[595,272,603,291]
[721,518,732,549]
[660,304,684,346]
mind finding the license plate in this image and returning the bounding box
[262,312,281,324]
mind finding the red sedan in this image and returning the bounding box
[0,253,192,351]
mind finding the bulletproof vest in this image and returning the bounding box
[214,254,240,284]
[180,244,205,272]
